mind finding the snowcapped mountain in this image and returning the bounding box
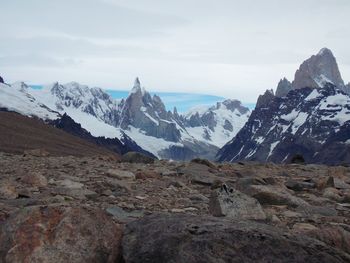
[184,100,250,148]
[217,48,350,165]
[276,48,348,97]
[0,82,59,120]
[0,77,248,160]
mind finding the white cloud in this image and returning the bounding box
[1,0,350,102]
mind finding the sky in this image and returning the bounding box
[1,0,350,103]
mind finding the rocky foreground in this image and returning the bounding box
[1,151,350,262]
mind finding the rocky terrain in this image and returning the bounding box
[1,151,350,262]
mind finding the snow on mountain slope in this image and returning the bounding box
[184,100,250,147]
[217,85,350,165]
[28,82,120,125]
[0,82,59,120]
[217,48,350,165]
[1,77,249,160]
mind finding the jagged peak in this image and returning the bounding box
[292,48,344,90]
[317,47,333,57]
[256,89,275,108]
[276,77,292,98]
[265,89,274,95]
[279,77,291,83]
[130,77,146,96]
[0,75,4,84]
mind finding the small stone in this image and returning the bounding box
[161,171,179,177]
[323,187,343,202]
[271,215,281,224]
[135,196,147,200]
[170,208,185,213]
[59,179,84,189]
[285,180,316,191]
[101,189,113,196]
[0,183,17,199]
[107,169,136,180]
[189,194,209,202]
[184,207,198,212]
[292,223,318,233]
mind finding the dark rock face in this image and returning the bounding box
[0,75,4,83]
[217,85,350,165]
[122,213,349,263]
[276,77,292,97]
[292,48,345,92]
[49,113,155,158]
[0,205,123,263]
[256,89,274,108]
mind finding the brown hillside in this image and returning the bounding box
[0,111,118,157]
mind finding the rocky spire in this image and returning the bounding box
[0,75,4,84]
[291,48,345,90]
[275,77,292,98]
[134,77,141,88]
[256,89,275,108]
[130,77,146,95]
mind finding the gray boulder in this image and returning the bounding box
[209,185,266,220]
[122,213,350,263]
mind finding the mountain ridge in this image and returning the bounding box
[217,48,350,165]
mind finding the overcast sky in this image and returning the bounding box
[1,0,350,102]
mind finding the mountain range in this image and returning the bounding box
[0,77,249,160]
[217,48,350,165]
[1,48,350,165]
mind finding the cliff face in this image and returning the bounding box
[292,48,346,92]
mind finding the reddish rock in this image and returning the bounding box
[21,172,48,187]
[0,205,123,263]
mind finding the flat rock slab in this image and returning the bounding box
[122,213,350,263]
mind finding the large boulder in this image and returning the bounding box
[209,185,266,220]
[0,205,122,263]
[122,213,350,263]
